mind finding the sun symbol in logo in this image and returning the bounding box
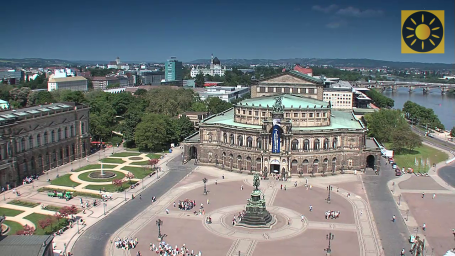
[402,11,443,52]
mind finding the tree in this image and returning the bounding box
[406,132,422,151]
[9,87,31,107]
[60,91,86,103]
[149,159,159,167]
[38,219,51,230]
[134,88,147,96]
[135,113,174,151]
[364,109,409,143]
[26,91,55,106]
[16,224,35,235]
[451,127,455,137]
[54,212,63,224]
[190,101,207,112]
[206,97,232,114]
[112,179,124,191]
[125,172,134,180]
[195,73,205,87]
[170,116,195,143]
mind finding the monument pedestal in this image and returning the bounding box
[238,189,275,228]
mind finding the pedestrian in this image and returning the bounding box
[222,175,225,179]
[422,192,425,198]
[452,229,455,238]
[241,185,243,190]
[392,215,396,222]
[401,248,405,256]
[294,181,297,187]
[360,210,363,216]
[207,199,209,205]
[309,205,313,212]
[281,184,283,190]
[337,187,339,193]
[173,202,176,207]
[215,180,218,185]
[284,185,287,191]
[139,194,142,200]
[301,215,305,222]
[305,178,308,185]
[287,218,290,225]
[432,193,436,199]
[166,208,169,214]
[423,223,426,231]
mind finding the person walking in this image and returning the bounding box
[309,205,313,212]
[139,194,142,200]
[432,193,436,199]
[422,192,425,198]
[215,180,218,185]
[241,185,243,191]
[392,215,396,222]
[281,184,283,190]
[401,248,405,256]
[422,223,426,231]
[301,215,305,222]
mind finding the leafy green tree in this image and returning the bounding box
[195,73,205,87]
[450,127,455,137]
[171,116,195,143]
[364,109,408,143]
[190,101,207,112]
[110,92,135,116]
[206,97,232,114]
[364,89,394,108]
[403,100,444,130]
[9,87,31,107]
[27,91,55,106]
[61,91,86,103]
[134,88,147,96]
[135,114,173,151]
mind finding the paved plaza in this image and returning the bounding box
[110,166,382,256]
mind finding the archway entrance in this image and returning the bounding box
[291,160,298,174]
[270,164,280,174]
[366,155,375,169]
[189,146,198,160]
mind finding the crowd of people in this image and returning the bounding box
[325,210,341,219]
[114,237,138,250]
[232,210,246,225]
[150,241,202,256]
[177,199,196,211]
[22,175,38,185]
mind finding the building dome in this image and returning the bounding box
[213,57,221,65]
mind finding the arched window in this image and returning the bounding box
[70,125,74,137]
[21,138,26,152]
[291,139,299,150]
[332,137,338,149]
[64,127,68,139]
[51,130,55,143]
[57,128,61,141]
[223,133,228,143]
[36,134,41,147]
[81,122,85,134]
[229,134,234,145]
[256,138,262,149]
[208,133,212,142]
[44,132,48,145]
[247,137,253,147]
[324,138,329,150]
[29,136,33,149]
[314,139,320,150]
[304,139,310,150]
[237,135,243,146]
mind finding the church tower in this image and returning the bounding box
[210,54,214,69]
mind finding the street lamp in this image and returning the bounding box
[124,190,126,201]
[202,178,208,195]
[103,203,107,215]
[156,219,163,241]
[324,232,335,255]
[326,185,332,204]
[398,194,401,206]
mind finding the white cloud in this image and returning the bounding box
[325,19,348,29]
[312,4,338,13]
[336,7,384,17]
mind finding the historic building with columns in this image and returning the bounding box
[183,72,381,177]
[0,103,90,188]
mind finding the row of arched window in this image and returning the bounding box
[16,124,81,153]
[291,138,338,151]
[223,133,263,149]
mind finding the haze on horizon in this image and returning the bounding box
[0,0,453,64]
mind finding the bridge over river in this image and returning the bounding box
[354,81,455,94]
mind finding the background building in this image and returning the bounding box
[178,112,209,130]
[91,76,119,90]
[0,235,54,256]
[0,69,22,85]
[198,85,250,102]
[140,71,165,85]
[190,54,227,78]
[165,57,183,82]
[323,88,354,110]
[47,76,87,91]
[0,103,90,187]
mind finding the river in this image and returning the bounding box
[382,87,455,130]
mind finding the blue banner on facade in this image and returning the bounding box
[272,125,280,153]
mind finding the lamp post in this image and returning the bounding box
[324,232,334,255]
[156,219,163,241]
[326,185,332,204]
[202,178,208,195]
[103,203,107,215]
[77,219,79,233]
[398,194,401,206]
[124,190,126,201]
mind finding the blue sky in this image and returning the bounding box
[0,0,453,63]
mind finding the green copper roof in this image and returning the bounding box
[202,109,362,131]
[238,94,330,109]
[288,70,324,84]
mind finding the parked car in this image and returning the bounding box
[392,164,397,169]
[395,169,402,176]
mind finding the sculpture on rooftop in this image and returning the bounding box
[272,96,283,112]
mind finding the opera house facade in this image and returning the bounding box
[183,71,380,177]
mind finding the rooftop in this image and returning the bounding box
[238,94,330,109]
[48,76,87,83]
[0,235,53,256]
[0,103,75,122]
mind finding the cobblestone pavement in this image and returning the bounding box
[109,167,382,256]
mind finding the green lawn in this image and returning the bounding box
[50,174,81,187]
[37,187,102,199]
[384,143,449,173]
[147,153,161,159]
[24,213,68,235]
[8,200,40,208]
[85,181,135,193]
[111,152,141,157]
[100,158,125,164]
[129,160,151,165]
[74,164,117,172]
[121,166,155,179]
[3,220,24,234]
[78,170,125,182]
[0,207,24,216]
[42,205,62,212]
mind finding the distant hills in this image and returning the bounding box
[0,57,453,70]
[188,58,455,70]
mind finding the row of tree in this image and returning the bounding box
[364,89,394,108]
[403,101,445,130]
[364,109,422,153]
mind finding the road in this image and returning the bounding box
[438,164,455,188]
[71,155,196,256]
[410,126,455,153]
[363,158,410,255]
